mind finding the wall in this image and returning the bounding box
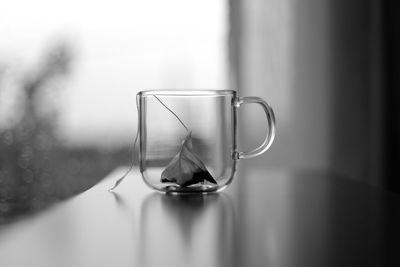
[231,0,378,182]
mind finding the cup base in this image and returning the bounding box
[146,183,227,194]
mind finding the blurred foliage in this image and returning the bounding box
[0,41,129,223]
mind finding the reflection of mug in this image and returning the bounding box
[138,193,236,267]
[138,90,275,193]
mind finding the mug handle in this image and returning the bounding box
[234,97,276,159]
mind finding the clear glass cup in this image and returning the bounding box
[138,90,275,193]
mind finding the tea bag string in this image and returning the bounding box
[108,96,140,191]
[153,95,189,132]
[109,95,188,191]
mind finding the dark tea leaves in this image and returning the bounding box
[161,132,217,187]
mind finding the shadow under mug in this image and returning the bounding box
[137,90,275,193]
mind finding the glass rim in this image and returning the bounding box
[138,89,236,97]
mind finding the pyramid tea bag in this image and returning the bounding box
[161,132,217,187]
[109,95,217,191]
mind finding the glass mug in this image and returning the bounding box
[138,90,275,193]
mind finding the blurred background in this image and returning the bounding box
[0,0,399,221]
[0,0,227,221]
